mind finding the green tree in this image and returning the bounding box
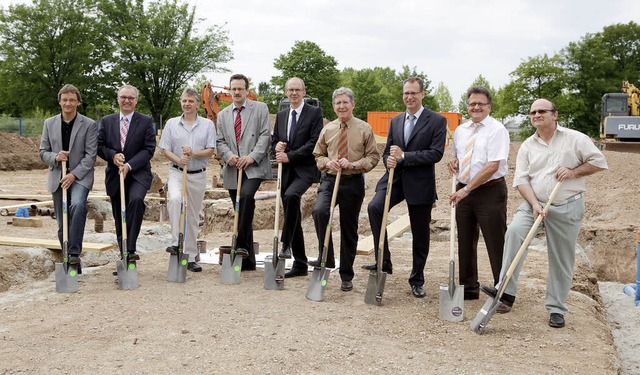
[0,0,114,116]
[397,65,439,111]
[433,82,455,112]
[97,0,232,126]
[271,40,340,120]
[562,21,640,136]
[257,81,281,114]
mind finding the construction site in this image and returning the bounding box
[0,122,638,373]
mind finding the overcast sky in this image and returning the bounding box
[4,0,639,106]
[196,0,639,104]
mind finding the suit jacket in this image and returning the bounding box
[216,99,272,188]
[271,104,323,184]
[375,107,447,205]
[97,111,156,196]
[39,113,97,193]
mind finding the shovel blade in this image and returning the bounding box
[305,267,331,302]
[263,256,285,290]
[55,262,78,293]
[364,271,387,305]
[438,284,464,322]
[116,259,139,290]
[470,297,501,334]
[167,253,188,283]
[221,253,242,285]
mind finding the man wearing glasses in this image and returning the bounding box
[40,84,97,268]
[482,98,607,328]
[448,86,510,306]
[216,74,271,271]
[365,77,446,298]
[271,77,323,277]
[98,84,156,263]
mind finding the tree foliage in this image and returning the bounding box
[271,41,340,119]
[433,82,455,112]
[97,0,232,125]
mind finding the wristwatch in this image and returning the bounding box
[351,162,356,170]
[463,186,470,193]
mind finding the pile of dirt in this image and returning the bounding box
[0,132,45,171]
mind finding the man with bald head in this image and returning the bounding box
[481,98,607,328]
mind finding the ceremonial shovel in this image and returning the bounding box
[116,170,139,289]
[438,176,464,321]
[264,162,285,290]
[167,167,189,283]
[55,160,79,293]
[221,170,246,284]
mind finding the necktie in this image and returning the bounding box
[288,110,297,142]
[459,123,479,184]
[337,122,348,159]
[404,114,416,146]
[234,107,243,145]
[120,116,129,150]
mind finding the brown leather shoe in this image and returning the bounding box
[497,304,511,314]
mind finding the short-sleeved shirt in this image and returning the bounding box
[513,125,608,202]
[159,115,216,170]
[452,115,510,182]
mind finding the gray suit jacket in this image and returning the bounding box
[39,113,98,193]
[216,99,272,188]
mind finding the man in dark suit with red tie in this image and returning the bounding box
[97,84,156,261]
[365,77,447,298]
[271,77,323,277]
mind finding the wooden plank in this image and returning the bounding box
[0,194,51,201]
[356,214,411,255]
[11,217,43,228]
[0,236,114,252]
[1,201,54,214]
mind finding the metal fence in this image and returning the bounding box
[0,117,46,137]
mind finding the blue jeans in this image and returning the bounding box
[53,183,90,255]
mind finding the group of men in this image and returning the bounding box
[39,75,607,329]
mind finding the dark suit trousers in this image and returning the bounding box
[110,177,147,254]
[456,180,508,297]
[312,174,364,282]
[368,183,432,286]
[228,174,262,270]
[280,170,313,270]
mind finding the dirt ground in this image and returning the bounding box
[0,132,639,374]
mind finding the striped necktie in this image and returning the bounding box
[459,123,479,184]
[337,122,348,159]
[120,116,129,150]
[234,107,243,145]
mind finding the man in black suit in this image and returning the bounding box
[271,77,323,278]
[97,84,156,260]
[365,77,447,298]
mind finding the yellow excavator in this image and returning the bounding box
[600,81,640,152]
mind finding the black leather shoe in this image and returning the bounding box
[166,246,178,255]
[278,246,292,259]
[308,259,335,269]
[361,261,393,275]
[234,248,249,258]
[549,313,565,328]
[340,280,353,291]
[480,285,515,307]
[127,252,140,261]
[68,254,81,265]
[411,285,426,298]
[187,262,202,272]
[284,268,308,278]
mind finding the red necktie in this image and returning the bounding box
[120,116,129,150]
[235,107,243,145]
[337,122,348,159]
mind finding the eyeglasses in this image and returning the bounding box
[403,91,422,97]
[287,88,304,93]
[334,100,352,106]
[60,99,78,103]
[467,102,490,108]
[529,109,555,115]
[119,95,137,101]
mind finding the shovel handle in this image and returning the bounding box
[178,167,188,252]
[232,169,243,237]
[61,160,68,257]
[449,176,457,262]
[320,169,342,265]
[119,170,127,242]
[274,162,282,236]
[496,181,563,298]
[376,168,394,275]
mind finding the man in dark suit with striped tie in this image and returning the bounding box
[97,84,156,261]
[365,77,447,298]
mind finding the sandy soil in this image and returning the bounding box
[0,133,639,374]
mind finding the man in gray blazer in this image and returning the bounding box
[216,74,271,270]
[39,84,97,266]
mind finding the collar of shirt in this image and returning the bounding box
[533,123,564,144]
[60,113,77,126]
[120,112,133,124]
[179,114,200,128]
[406,106,424,121]
[290,102,304,117]
[233,102,247,112]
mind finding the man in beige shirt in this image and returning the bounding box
[310,87,380,292]
[482,98,608,328]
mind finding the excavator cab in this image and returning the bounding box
[278,97,322,112]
